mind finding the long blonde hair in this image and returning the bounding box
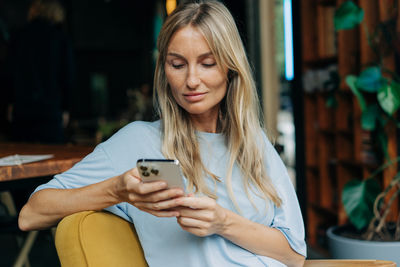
[154,0,282,208]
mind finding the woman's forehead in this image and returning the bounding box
[166,26,212,56]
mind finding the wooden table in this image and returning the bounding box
[304,260,396,267]
[0,143,93,182]
[0,143,93,267]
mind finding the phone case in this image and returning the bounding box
[136,159,185,189]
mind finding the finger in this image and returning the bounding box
[135,198,182,211]
[177,219,209,237]
[133,180,168,195]
[175,196,214,209]
[126,168,142,182]
[139,207,179,217]
[178,208,213,221]
[147,188,185,202]
[177,216,209,229]
[131,167,140,178]
[134,187,184,203]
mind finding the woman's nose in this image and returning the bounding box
[186,66,200,89]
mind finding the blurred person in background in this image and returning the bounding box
[7,0,74,144]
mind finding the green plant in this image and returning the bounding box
[334,0,400,241]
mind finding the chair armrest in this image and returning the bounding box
[304,260,396,267]
[55,211,148,267]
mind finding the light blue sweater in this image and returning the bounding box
[34,120,306,266]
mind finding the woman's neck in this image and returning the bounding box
[190,113,220,133]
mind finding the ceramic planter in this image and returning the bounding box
[327,225,400,266]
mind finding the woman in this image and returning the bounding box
[19,1,306,266]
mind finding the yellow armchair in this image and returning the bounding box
[55,211,148,267]
[55,211,396,267]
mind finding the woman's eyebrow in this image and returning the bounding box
[167,52,184,58]
[198,52,213,58]
[166,52,213,59]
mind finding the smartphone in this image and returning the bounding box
[136,159,185,189]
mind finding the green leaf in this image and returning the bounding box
[361,104,379,130]
[326,94,338,108]
[342,178,381,230]
[334,1,364,31]
[356,67,384,93]
[346,75,366,111]
[377,81,400,115]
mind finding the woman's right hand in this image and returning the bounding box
[113,167,184,217]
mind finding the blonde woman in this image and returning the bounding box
[19,1,306,266]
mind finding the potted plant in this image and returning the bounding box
[326,1,400,265]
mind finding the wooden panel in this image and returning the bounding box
[301,0,318,62]
[307,207,319,246]
[378,0,399,221]
[379,0,396,71]
[359,0,380,65]
[317,5,337,58]
[318,134,335,209]
[352,97,363,163]
[317,93,335,131]
[305,94,318,167]
[306,169,320,205]
[337,0,359,90]
[336,134,353,161]
[383,123,398,221]
[335,92,353,132]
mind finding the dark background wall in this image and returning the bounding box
[66,0,155,118]
[0,0,251,141]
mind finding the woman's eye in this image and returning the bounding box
[172,63,184,69]
[202,63,216,68]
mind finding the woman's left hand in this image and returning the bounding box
[174,196,228,237]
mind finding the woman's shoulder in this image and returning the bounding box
[256,128,274,149]
[102,120,161,146]
[122,120,161,133]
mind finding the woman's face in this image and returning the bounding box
[164,25,228,121]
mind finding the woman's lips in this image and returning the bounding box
[183,92,207,102]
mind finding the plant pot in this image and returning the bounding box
[327,225,400,266]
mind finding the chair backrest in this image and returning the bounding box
[55,211,148,267]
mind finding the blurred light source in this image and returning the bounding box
[283,0,294,81]
[166,0,177,15]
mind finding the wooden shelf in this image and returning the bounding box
[300,0,399,250]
